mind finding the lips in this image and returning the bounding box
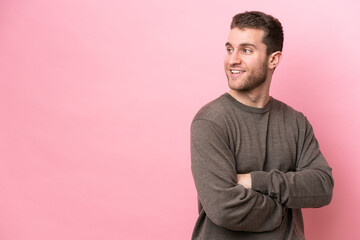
[229,69,245,76]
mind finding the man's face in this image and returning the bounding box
[224,28,269,92]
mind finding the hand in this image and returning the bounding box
[237,173,252,189]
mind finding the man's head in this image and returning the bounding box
[224,11,283,94]
[231,11,283,55]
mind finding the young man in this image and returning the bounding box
[191,11,334,239]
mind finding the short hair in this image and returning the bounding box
[231,11,284,55]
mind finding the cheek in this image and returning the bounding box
[247,59,262,70]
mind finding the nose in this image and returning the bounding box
[230,51,242,65]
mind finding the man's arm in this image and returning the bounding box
[191,119,285,232]
[239,117,334,209]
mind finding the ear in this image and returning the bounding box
[268,51,282,70]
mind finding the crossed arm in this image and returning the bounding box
[191,119,285,232]
[191,117,333,231]
[237,119,333,209]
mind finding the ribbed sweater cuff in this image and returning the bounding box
[251,171,270,193]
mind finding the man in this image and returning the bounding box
[191,11,334,239]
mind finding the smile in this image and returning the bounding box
[230,70,245,74]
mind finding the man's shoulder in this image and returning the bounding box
[193,93,232,123]
[271,97,307,122]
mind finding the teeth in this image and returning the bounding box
[231,70,241,74]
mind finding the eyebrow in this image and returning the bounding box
[225,42,257,49]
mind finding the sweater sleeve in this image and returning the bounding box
[251,117,334,209]
[191,119,285,232]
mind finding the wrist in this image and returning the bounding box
[237,173,252,189]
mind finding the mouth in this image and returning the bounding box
[229,69,245,76]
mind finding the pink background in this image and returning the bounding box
[1,0,359,239]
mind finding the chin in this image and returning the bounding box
[230,86,249,92]
[228,83,247,92]
[227,79,246,90]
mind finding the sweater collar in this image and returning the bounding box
[224,93,272,114]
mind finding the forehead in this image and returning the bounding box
[227,28,265,46]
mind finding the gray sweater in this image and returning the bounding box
[191,93,333,240]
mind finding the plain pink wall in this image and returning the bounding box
[1,0,359,239]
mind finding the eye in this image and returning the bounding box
[226,48,233,53]
[243,48,252,54]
